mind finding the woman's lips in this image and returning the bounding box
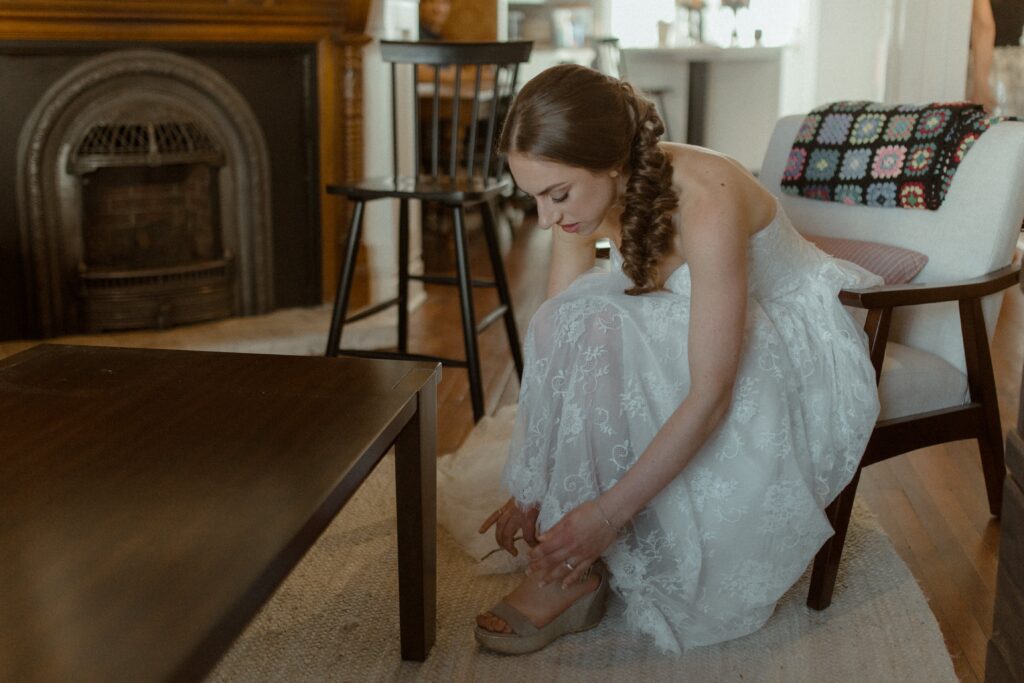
[559,222,580,233]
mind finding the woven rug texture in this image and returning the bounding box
[209,460,957,682]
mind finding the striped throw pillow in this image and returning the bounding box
[805,235,928,284]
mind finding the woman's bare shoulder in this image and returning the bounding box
[661,143,775,236]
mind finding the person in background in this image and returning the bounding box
[969,0,998,110]
[419,0,452,41]
[969,0,1024,115]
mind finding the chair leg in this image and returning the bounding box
[807,468,863,610]
[960,297,1006,516]
[452,205,485,422]
[480,199,524,380]
[325,200,365,357]
[398,199,410,354]
[976,407,1007,517]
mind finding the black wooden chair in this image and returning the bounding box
[325,40,532,422]
[594,37,673,140]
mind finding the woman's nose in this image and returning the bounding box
[537,201,561,229]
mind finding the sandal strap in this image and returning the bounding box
[488,601,539,636]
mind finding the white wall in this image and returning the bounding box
[780,0,971,115]
[884,0,972,102]
[814,0,893,105]
[778,0,890,115]
[362,0,423,305]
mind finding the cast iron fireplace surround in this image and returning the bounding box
[0,41,322,339]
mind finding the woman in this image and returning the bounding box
[473,65,881,655]
[969,0,1024,115]
[418,0,452,41]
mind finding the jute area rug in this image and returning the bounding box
[206,461,956,682]
[210,411,956,683]
[0,308,956,681]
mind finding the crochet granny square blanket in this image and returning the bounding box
[780,101,1015,210]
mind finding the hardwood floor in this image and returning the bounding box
[416,212,1021,682]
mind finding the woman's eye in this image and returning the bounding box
[551,193,568,204]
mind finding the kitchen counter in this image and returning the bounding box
[625,45,783,62]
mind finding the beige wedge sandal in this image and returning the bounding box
[474,560,610,655]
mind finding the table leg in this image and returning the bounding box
[394,372,438,661]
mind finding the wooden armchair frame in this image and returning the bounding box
[808,262,1022,609]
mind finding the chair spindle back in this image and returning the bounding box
[380,40,533,186]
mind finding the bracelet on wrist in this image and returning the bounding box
[595,498,625,535]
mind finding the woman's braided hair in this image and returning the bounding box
[498,64,678,295]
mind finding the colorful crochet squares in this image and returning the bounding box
[780,101,1013,210]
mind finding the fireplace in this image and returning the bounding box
[74,114,234,331]
[0,2,370,341]
[17,49,274,336]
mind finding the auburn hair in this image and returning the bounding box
[498,64,678,294]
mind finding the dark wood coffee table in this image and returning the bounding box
[0,344,440,682]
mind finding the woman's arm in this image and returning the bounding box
[970,0,997,110]
[528,162,761,585]
[546,226,600,299]
[598,187,749,523]
[477,219,607,555]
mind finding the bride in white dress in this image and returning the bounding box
[469,64,881,655]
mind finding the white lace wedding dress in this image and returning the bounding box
[440,202,882,653]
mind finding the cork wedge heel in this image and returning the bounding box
[474,561,610,655]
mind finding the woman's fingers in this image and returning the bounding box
[477,499,545,559]
[523,508,540,547]
[561,561,590,589]
[530,514,572,560]
[529,514,609,583]
[478,508,501,534]
[497,511,519,555]
[539,551,586,586]
[528,533,578,582]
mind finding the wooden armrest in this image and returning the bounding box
[839,263,1021,309]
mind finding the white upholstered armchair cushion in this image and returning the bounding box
[760,115,1024,420]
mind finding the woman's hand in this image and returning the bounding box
[478,497,540,557]
[527,499,619,588]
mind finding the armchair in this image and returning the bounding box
[759,114,1024,609]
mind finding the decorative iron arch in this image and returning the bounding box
[16,48,274,336]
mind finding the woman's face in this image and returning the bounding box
[419,0,452,34]
[508,152,620,237]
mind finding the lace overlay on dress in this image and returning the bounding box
[499,203,882,652]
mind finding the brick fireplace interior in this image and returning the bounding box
[82,162,221,271]
[77,153,232,333]
[77,122,224,271]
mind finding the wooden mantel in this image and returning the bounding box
[0,0,373,302]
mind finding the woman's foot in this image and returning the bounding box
[476,569,602,635]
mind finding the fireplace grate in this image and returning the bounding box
[78,256,234,331]
[70,119,223,173]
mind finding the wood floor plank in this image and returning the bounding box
[905,448,1001,594]
[888,455,996,635]
[881,485,986,682]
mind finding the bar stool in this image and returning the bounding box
[325,40,532,422]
